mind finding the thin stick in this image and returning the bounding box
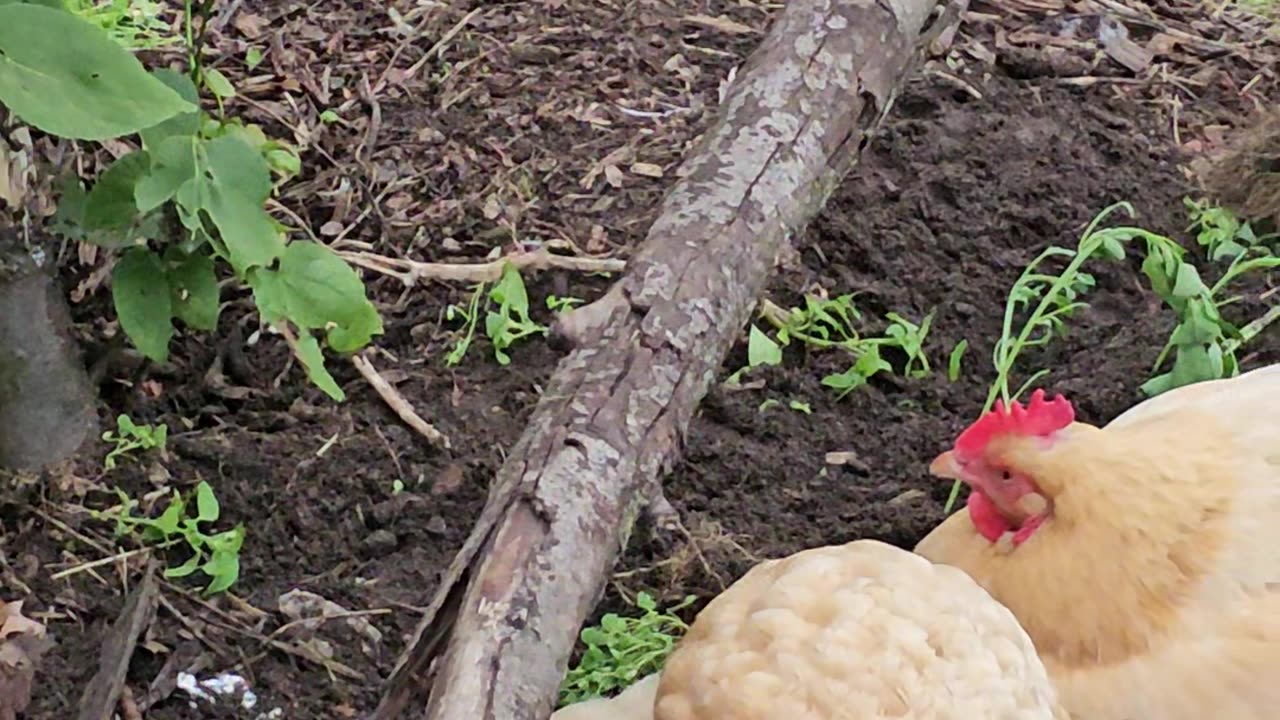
[351,353,451,449]
[340,246,626,287]
[1226,303,1280,355]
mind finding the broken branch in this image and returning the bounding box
[374,0,940,717]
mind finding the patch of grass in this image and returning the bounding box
[102,413,167,470]
[94,480,245,595]
[559,592,696,707]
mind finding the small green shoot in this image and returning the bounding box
[95,480,245,594]
[559,592,696,707]
[947,339,969,382]
[547,294,584,313]
[487,263,549,365]
[944,202,1185,512]
[102,414,167,470]
[446,263,548,366]
[751,296,936,399]
[1140,201,1279,396]
[69,0,176,50]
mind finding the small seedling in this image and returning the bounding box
[559,592,696,707]
[70,0,176,50]
[944,202,1185,512]
[102,414,168,470]
[547,294,584,313]
[947,339,968,382]
[446,263,548,366]
[1141,201,1279,396]
[749,295,936,399]
[95,480,245,594]
[487,263,549,365]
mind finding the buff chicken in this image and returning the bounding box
[916,363,1280,720]
[553,539,1067,720]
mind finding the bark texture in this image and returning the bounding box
[0,227,97,470]
[375,0,939,717]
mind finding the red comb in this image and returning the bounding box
[954,389,1074,460]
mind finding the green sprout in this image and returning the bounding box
[559,592,696,707]
[102,414,167,470]
[944,202,1185,512]
[95,480,245,594]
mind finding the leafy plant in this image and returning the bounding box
[0,2,195,140]
[559,592,696,707]
[446,263,548,366]
[1,2,383,401]
[1140,201,1279,396]
[95,480,245,594]
[69,0,176,50]
[101,413,167,470]
[944,202,1185,512]
[749,295,936,398]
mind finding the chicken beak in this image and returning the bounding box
[928,450,963,480]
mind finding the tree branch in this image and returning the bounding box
[374,0,940,717]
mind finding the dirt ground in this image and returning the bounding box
[5,0,1278,718]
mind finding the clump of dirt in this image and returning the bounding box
[1198,109,1280,228]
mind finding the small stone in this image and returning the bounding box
[361,530,398,557]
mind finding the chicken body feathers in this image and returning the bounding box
[653,540,1065,720]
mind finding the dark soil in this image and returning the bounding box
[3,1,1277,718]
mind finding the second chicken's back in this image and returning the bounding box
[652,539,1066,720]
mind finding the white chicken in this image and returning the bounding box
[552,539,1067,719]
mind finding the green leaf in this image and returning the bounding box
[294,331,345,401]
[0,4,195,140]
[746,325,782,367]
[112,248,173,361]
[194,481,219,523]
[245,46,264,69]
[272,241,383,352]
[202,551,240,594]
[150,494,185,536]
[165,248,220,331]
[202,67,235,99]
[83,150,150,231]
[1170,263,1206,299]
[947,339,968,382]
[135,134,198,213]
[139,68,200,150]
[202,134,283,273]
[165,552,203,578]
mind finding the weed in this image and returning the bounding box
[547,294,584,313]
[446,263,548,366]
[1,2,381,402]
[559,592,696,707]
[1140,201,1279,396]
[748,295,936,399]
[95,480,244,594]
[102,414,167,470]
[947,339,969,382]
[944,202,1185,512]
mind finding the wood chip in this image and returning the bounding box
[682,14,758,35]
[630,162,664,178]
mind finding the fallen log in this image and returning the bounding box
[375,0,941,717]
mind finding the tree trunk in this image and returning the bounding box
[0,226,98,470]
[375,0,940,717]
